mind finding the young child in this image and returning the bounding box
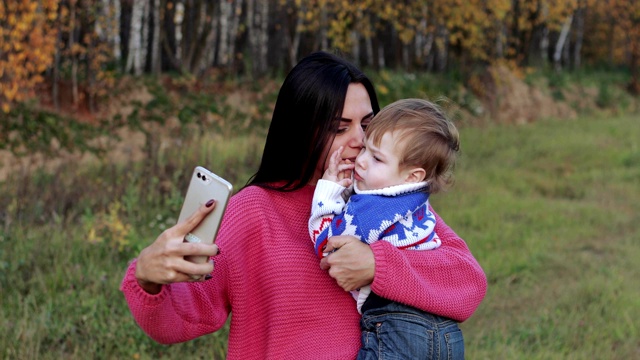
[309,98,463,359]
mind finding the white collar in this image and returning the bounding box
[353,181,429,196]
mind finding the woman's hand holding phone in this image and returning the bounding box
[134,199,220,294]
[134,166,232,294]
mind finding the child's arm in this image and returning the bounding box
[308,179,349,257]
[308,147,355,257]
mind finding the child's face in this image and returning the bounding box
[354,131,413,191]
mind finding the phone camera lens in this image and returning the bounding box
[202,176,207,181]
[197,172,201,178]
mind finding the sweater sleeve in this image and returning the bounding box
[308,180,347,256]
[369,206,487,322]
[120,256,232,344]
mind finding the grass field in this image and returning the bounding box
[439,114,640,359]
[1,112,639,359]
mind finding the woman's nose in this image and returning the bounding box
[348,126,365,147]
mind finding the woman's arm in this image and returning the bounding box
[321,207,487,322]
[120,200,230,343]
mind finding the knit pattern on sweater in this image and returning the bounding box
[309,180,441,258]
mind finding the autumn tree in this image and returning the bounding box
[0,0,58,113]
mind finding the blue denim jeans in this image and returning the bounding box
[357,301,464,360]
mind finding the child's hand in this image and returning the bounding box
[323,146,354,187]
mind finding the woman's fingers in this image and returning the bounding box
[320,235,375,291]
[134,200,220,292]
[172,199,217,237]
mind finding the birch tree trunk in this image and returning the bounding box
[287,4,304,68]
[172,1,217,74]
[174,1,184,64]
[415,18,427,64]
[257,0,269,74]
[140,0,150,73]
[247,0,269,76]
[226,0,243,71]
[540,26,549,64]
[320,6,328,51]
[98,0,121,61]
[377,44,385,68]
[126,0,145,74]
[247,0,256,74]
[217,1,231,66]
[554,14,573,71]
[112,0,121,60]
[84,0,96,113]
[201,6,219,73]
[151,0,161,75]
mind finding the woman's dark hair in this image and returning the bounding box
[247,51,380,191]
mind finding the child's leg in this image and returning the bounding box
[357,301,464,360]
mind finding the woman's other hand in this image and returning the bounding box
[135,200,220,294]
[320,235,375,291]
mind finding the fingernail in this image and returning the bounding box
[205,199,215,207]
[204,274,213,280]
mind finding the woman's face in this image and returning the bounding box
[315,83,374,182]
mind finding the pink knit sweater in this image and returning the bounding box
[120,185,487,359]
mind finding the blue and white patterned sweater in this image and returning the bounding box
[308,179,441,313]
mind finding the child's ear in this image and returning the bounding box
[404,168,427,183]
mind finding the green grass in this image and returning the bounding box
[1,132,263,359]
[432,114,640,359]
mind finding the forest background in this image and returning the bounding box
[1,0,639,359]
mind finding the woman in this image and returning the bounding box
[121,51,487,359]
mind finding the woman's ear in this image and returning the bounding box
[404,168,427,183]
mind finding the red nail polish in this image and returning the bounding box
[205,199,215,207]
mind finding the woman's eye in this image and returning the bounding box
[336,127,348,134]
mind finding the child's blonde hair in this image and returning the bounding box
[366,98,460,193]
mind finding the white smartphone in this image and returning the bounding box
[178,166,233,264]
